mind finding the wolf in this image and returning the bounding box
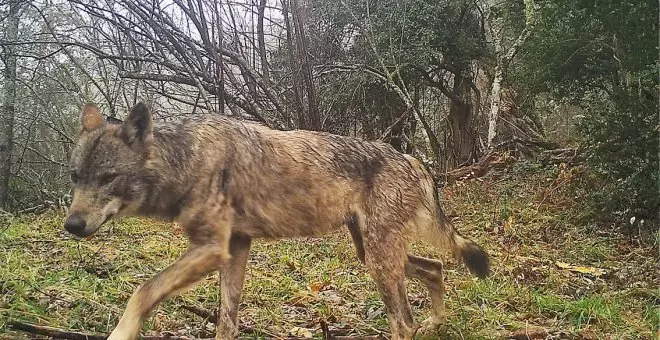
[63,102,490,340]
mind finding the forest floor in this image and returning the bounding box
[0,158,657,339]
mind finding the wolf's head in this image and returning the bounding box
[63,103,153,238]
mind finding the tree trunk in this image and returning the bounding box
[405,118,417,154]
[212,0,225,114]
[485,0,535,149]
[405,85,420,154]
[487,64,503,147]
[0,0,19,209]
[257,0,270,84]
[282,0,306,128]
[448,74,477,167]
[291,0,320,130]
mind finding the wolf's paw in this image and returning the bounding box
[106,331,131,340]
[215,320,239,340]
[415,315,445,336]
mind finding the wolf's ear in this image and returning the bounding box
[119,102,153,151]
[81,103,104,132]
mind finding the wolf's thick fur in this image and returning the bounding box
[64,103,490,340]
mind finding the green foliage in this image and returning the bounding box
[512,0,659,222]
[307,0,487,133]
[577,89,659,220]
[315,0,486,69]
[514,0,657,96]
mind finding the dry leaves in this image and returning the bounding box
[507,327,549,340]
[555,261,606,277]
[289,326,314,338]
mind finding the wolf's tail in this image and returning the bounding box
[402,154,490,278]
[426,172,489,278]
[433,203,490,279]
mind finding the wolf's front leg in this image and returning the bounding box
[216,233,252,340]
[107,244,229,340]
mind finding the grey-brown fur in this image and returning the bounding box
[64,103,490,340]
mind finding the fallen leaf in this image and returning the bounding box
[319,289,343,304]
[555,261,606,276]
[289,326,313,338]
[507,327,548,340]
[578,329,598,339]
[366,305,384,320]
[310,281,326,293]
[504,215,515,229]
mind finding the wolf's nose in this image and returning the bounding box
[64,215,87,235]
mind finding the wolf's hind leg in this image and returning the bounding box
[216,233,252,340]
[107,244,228,340]
[346,215,365,263]
[405,255,446,335]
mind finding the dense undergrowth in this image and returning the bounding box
[0,158,657,339]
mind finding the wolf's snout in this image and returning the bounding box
[64,215,87,236]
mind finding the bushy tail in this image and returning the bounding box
[435,200,490,279]
[453,232,490,279]
[403,153,490,278]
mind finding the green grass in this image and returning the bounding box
[534,294,618,326]
[0,162,657,339]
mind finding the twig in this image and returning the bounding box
[180,304,216,322]
[179,304,285,338]
[320,320,332,339]
[17,204,46,214]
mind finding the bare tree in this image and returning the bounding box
[0,0,20,209]
[0,0,546,211]
[63,0,289,128]
[290,0,320,130]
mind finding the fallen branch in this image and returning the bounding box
[442,150,510,183]
[7,321,204,340]
[441,137,582,184]
[181,305,379,339]
[8,320,385,340]
[540,147,583,165]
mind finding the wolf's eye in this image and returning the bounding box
[100,173,118,185]
[70,171,79,183]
